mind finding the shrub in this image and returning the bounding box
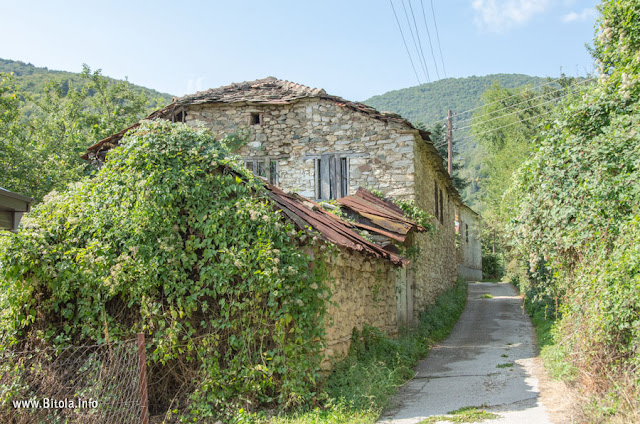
[0,120,329,421]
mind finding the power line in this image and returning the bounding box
[401,0,431,82]
[454,76,586,120]
[420,0,440,80]
[407,0,432,83]
[419,76,594,133]
[389,0,422,86]
[455,108,559,144]
[454,80,592,132]
[430,0,447,78]
[454,77,595,127]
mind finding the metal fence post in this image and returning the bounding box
[137,333,149,424]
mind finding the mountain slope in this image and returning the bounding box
[364,74,552,207]
[0,58,174,105]
[364,74,548,127]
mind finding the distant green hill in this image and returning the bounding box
[0,58,174,109]
[364,74,548,127]
[364,74,552,206]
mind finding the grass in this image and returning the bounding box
[496,362,514,369]
[480,294,494,299]
[270,277,468,424]
[418,406,499,423]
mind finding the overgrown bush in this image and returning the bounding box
[481,252,504,280]
[0,120,329,421]
[505,1,640,420]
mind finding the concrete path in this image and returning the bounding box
[378,282,553,424]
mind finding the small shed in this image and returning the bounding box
[0,188,34,232]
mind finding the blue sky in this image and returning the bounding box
[0,0,599,101]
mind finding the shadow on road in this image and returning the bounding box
[378,282,552,424]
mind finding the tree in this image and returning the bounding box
[0,66,155,202]
[415,121,469,193]
[504,1,640,418]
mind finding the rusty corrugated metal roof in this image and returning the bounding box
[337,188,426,244]
[266,184,410,267]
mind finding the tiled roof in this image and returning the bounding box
[82,77,431,160]
[175,77,327,105]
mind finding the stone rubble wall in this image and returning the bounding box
[184,98,417,200]
[183,97,463,360]
[409,137,458,319]
[320,249,397,370]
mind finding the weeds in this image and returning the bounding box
[419,406,499,423]
[271,277,468,423]
[496,362,514,369]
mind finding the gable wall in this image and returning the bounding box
[457,206,483,281]
[184,98,417,200]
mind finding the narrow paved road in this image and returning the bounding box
[379,282,553,424]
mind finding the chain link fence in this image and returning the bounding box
[0,336,147,424]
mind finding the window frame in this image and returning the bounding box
[315,154,349,200]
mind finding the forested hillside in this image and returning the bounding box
[364,74,545,127]
[0,63,170,202]
[0,58,173,111]
[364,74,551,207]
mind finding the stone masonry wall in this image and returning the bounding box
[321,249,397,370]
[409,136,458,319]
[183,97,459,328]
[184,98,417,200]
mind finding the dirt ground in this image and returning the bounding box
[377,282,579,424]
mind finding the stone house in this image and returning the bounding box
[456,204,483,281]
[84,77,481,359]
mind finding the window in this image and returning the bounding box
[249,112,262,125]
[245,158,278,185]
[465,224,469,243]
[315,154,349,200]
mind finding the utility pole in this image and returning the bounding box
[447,110,453,176]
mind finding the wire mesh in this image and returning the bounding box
[0,338,142,424]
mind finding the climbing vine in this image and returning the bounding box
[0,120,330,421]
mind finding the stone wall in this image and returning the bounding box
[184,98,416,200]
[321,249,397,369]
[409,137,458,319]
[184,97,460,327]
[457,205,483,281]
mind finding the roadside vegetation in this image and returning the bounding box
[271,277,467,424]
[470,1,640,421]
[0,121,330,422]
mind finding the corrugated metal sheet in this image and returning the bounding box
[337,188,426,244]
[266,184,410,267]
